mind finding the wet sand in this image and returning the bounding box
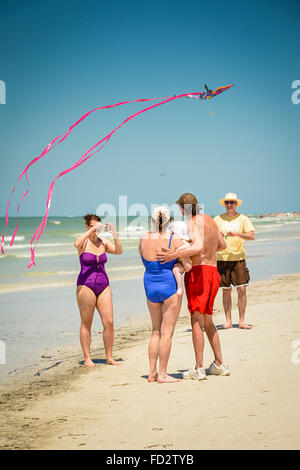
[1,273,300,450]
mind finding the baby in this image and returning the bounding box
[168,219,192,296]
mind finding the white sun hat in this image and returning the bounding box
[168,220,190,241]
[219,192,242,207]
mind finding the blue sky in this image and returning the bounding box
[0,0,299,218]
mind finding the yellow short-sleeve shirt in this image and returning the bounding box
[213,213,255,261]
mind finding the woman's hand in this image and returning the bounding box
[105,223,117,237]
[93,221,104,233]
[74,221,103,250]
[104,225,122,255]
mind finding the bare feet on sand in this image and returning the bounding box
[84,358,96,367]
[157,374,181,384]
[239,322,253,329]
[106,358,121,365]
[220,322,253,329]
[220,322,233,329]
[148,372,158,382]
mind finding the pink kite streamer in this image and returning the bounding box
[2,86,233,267]
[1,95,170,255]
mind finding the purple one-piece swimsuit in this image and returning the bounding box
[77,239,109,296]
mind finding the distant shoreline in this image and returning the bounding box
[1,211,300,219]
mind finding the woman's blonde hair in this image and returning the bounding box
[151,206,170,233]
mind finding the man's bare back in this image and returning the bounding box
[188,214,226,267]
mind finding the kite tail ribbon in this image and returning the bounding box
[28,137,111,268]
[1,85,232,265]
[27,92,205,267]
[1,135,64,254]
[1,95,172,253]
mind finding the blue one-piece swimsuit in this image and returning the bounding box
[140,233,177,303]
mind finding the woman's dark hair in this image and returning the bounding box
[83,214,101,226]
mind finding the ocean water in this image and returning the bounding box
[0,215,300,384]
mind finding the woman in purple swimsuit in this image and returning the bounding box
[74,214,123,367]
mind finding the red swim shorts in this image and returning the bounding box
[184,265,221,315]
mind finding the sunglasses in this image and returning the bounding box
[225,201,236,205]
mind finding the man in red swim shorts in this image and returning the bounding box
[157,193,230,380]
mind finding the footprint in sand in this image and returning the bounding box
[48,418,68,425]
[111,383,130,387]
[144,443,173,449]
[58,433,87,439]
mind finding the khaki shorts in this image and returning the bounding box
[217,260,250,288]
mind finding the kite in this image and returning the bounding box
[185,85,231,99]
[1,84,233,268]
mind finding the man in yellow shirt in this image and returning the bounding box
[214,193,255,329]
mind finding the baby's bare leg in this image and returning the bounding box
[173,262,184,296]
[180,256,192,272]
[176,242,193,273]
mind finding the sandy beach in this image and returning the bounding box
[1,273,300,450]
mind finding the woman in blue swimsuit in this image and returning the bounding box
[139,206,184,383]
[75,214,123,367]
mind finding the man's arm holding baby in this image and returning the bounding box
[157,220,203,262]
